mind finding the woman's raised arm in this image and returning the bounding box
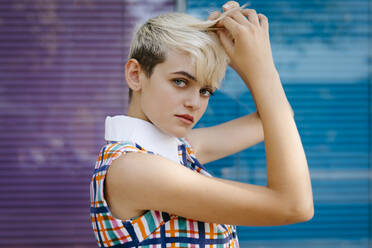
[215,1,314,217]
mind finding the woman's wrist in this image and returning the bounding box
[232,66,294,118]
[248,71,295,120]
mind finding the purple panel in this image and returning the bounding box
[0,0,174,246]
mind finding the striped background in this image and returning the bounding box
[0,0,370,247]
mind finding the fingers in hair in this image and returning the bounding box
[207,11,221,21]
[218,15,240,38]
[217,29,234,54]
[240,9,260,26]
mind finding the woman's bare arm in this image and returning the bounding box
[106,151,312,226]
[215,2,314,216]
[185,112,264,164]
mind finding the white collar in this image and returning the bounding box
[104,115,183,164]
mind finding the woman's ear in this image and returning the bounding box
[125,59,142,92]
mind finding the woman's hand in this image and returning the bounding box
[208,1,277,88]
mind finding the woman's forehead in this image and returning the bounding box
[155,52,196,78]
[164,49,196,70]
[156,49,219,89]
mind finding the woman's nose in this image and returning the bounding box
[184,90,201,110]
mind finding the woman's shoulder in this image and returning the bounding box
[95,141,150,167]
[102,141,148,154]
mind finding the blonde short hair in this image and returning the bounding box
[127,9,244,102]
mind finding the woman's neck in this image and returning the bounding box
[127,96,150,123]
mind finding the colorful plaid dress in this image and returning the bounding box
[90,130,239,247]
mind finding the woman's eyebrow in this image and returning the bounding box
[171,71,196,82]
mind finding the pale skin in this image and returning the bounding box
[105,1,314,226]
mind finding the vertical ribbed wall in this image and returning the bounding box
[0,0,173,246]
[0,0,370,247]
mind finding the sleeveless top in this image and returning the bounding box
[90,115,240,247]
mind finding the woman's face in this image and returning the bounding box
[139,49,215,138]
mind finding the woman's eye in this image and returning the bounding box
[200,88,214,97]
[173,79,187,87]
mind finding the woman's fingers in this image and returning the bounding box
[222,1,239,11]
[222,1,248,25]
[218,15,240,39]
[220,0,266,28]
[226,8,249,25]
[258,13,269,31]
[217,29,234,55]
[241,9,260,26]
[207,10,221,21]
[215,2,274,82]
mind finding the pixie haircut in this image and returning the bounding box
[127,7,246,102]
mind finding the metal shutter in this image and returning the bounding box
[0,0,173,246]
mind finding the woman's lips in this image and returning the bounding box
[175,115,194,124]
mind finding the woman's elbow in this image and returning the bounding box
[290,203,314,223]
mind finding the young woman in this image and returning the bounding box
[90,1,314,247]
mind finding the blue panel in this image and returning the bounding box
[187,0,371,247]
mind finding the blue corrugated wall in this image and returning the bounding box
[187,0,371,247]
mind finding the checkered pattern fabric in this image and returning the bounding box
[90,139,239,247]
